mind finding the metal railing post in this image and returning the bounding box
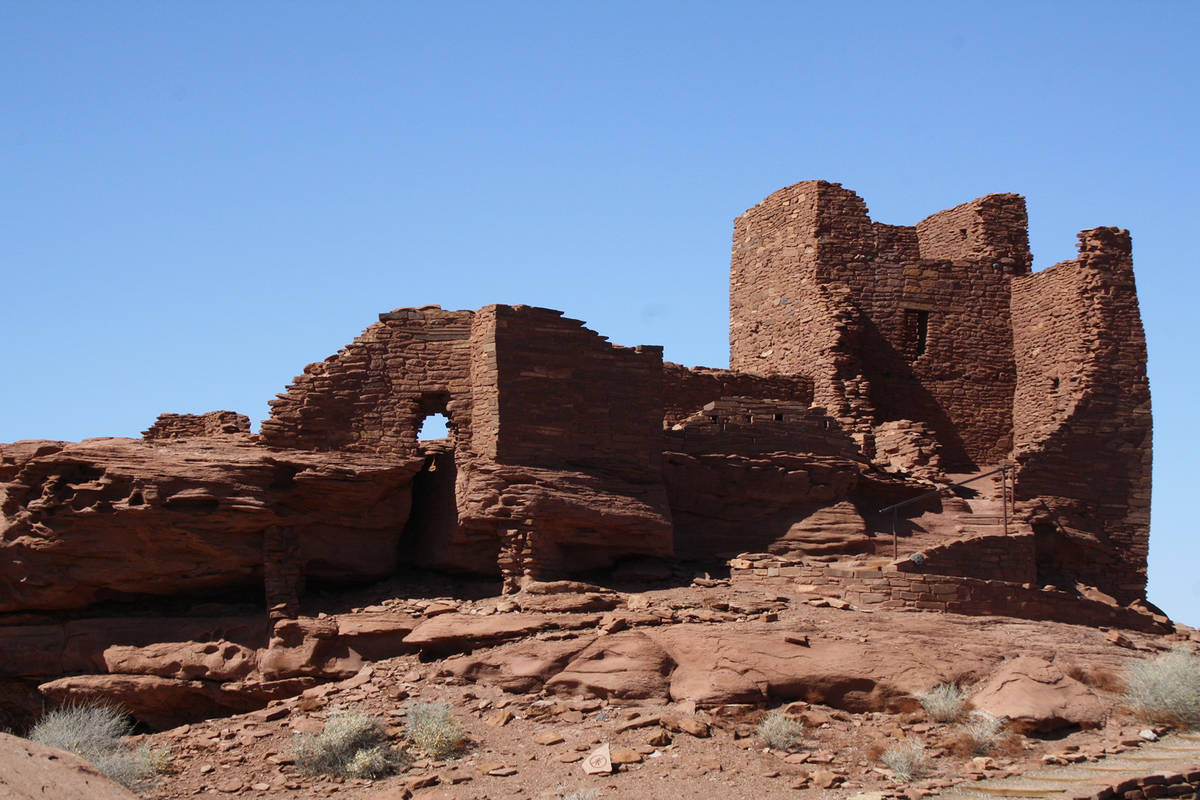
[892,508,899,560]
[877,464,1016,554]
[1002,466,1009,536]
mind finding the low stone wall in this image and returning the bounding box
[664,398,863,460]
[1096,769,1200,800]
[143,411,250,440]
[891,532,1037,584]
[662,362,814,426]
[729,554,1167,633]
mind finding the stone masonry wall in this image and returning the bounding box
[1088,769,1200,800]
[260,307,475,458]
[729,181,875,430]
[485,305,665,475]
[730,181,1029,468]
[915,194,1034,270]
[143,411,250,440]
[664,398,862,460]
[891,532,1037,584]
[1011,228,1152,603]
[872,419,943,478]
[662,362,813,426]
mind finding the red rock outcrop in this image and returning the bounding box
[664,451,868,559]
[0,732,138,800]
[0,436,421,613]
[543,630,675,701]
[970,655,1109,732]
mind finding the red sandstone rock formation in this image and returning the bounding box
[0,731,138,800]
[0,436,420,614]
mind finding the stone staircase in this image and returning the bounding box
[938,732,1200,800]
[947,468,1032,540]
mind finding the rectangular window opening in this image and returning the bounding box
[904,309,930,359]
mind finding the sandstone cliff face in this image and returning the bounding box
[0,436,421,614]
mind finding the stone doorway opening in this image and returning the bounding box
[402,402,459,567]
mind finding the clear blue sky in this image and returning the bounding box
[2,2,1196,624]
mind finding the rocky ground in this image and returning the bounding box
[95,574,1197,800]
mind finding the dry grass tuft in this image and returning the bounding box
[880,739,927,782]
[916,683,967,722]
[1123,647,1200,728]
[553,788,599,800]
[958,710,1003,754]
[405,701,465,758]
[1066,663,1126,694]
[756,709,804,750]
[29,702,170,789]
[292,710,408,778]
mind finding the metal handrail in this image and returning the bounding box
[879,464,1015,560]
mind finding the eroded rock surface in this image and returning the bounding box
[0,437,420,613]
[970,655,1108,732]
[0,731,137,800]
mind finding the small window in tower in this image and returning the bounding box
[904,309,929,359]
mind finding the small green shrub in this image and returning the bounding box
[916,683,967,722]
[29,703,169,788]
[404,701,464,758]
[1124,647,1200,728]
[292,711,408,778]
[880,739,927,782]
[756,709,804,750]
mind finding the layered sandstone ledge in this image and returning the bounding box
[728,554,1169,634]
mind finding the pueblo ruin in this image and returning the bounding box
[0,180,1158,731]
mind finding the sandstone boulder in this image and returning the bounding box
[402,613,562,656]
[441,637,595,693]
[38,674,263,729]
[37,673,318,729]
[334,612,419,661]
[454,459,674,581]
[431,623,985,712]
[664,452,865,559]
[545,630,674,701]
[650,626,962,710]
[969,656,1108,732]
[101,640,258,681]
[260,618,363,680]
[0,731,137,800]
[516,592,620,613]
